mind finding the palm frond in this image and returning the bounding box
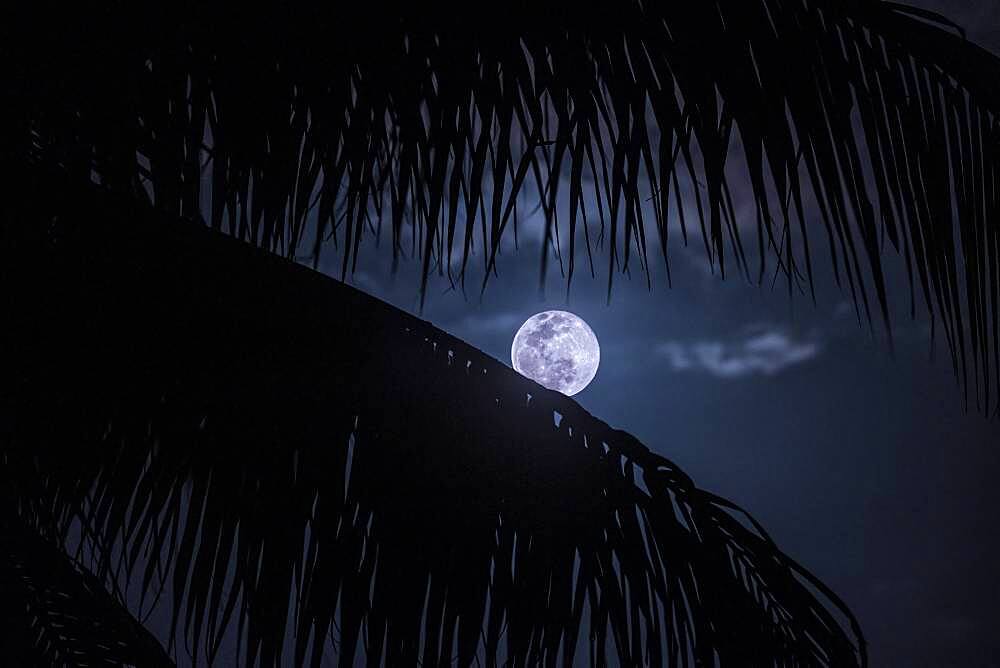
[1,168,865,666]
[6,0,1000,413]
[0,511,175,667]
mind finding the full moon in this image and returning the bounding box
[511,311,600,396]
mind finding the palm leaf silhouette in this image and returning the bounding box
[2,168,864,665]
[6,0,999,663]
[0,510,174,667]
[7,0,1000,411]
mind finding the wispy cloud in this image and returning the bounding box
[657,328,821,378]
[452,311,524,335]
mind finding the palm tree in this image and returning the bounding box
[3,0,998,665]
[0,508,174,667]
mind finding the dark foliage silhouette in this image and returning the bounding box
[2,167,865,665]
[0,510,173,667]
[7,0,1000,411]
[3,0,999,665]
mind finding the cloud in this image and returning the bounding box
[656,328,820,378]
[452,311,524,335]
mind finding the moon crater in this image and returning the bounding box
[511,311,600,396]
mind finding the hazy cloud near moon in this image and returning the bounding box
[657,328,821,378]
[452,311,524,334]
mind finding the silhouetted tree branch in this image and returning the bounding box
[1,166,866,665]
[6,0,1000,412]
[0,509,175,667]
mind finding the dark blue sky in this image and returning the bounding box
[320,2,1000,664]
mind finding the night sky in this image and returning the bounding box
[313,1,1000,665]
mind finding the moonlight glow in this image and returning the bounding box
[511,311,600,396]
